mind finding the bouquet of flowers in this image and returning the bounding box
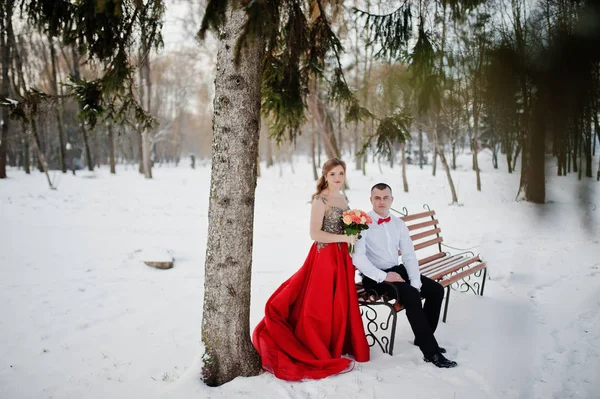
[341,209,373,253]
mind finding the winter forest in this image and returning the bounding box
[1,0,599,398]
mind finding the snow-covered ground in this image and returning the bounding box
[1,151,598,399]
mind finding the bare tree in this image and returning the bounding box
[49,38,67,173]
[0,0,12,179]
[71,46,94,172]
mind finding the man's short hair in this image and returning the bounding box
[371,183,392,195]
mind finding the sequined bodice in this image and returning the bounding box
[314,195,348,250]
[321,206,345,234]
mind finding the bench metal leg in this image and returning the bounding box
[359,302,398,355]
[442,285,450,323]
[480,268,487,296]
[388,308,398,356]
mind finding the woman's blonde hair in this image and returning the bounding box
[311,158,346,201]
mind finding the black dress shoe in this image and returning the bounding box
[414,340,447,354]
[423,353,458,368]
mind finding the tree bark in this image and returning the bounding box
[201,3,264,387]
[0,0,12,179]
[50,38,67,173]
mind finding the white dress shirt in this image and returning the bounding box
[352,210,422,291]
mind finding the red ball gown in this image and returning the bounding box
[252,202,370,381]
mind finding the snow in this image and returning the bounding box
[0,150,599,399]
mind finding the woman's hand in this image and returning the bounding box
[344,234,358,244]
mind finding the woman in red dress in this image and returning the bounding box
[252,158,370,381]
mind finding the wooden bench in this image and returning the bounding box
[356,205,487,355]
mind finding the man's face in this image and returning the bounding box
[370,187,394,216]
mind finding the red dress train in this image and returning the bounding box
[252,241,370,381]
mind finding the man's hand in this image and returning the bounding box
[384,271,404,283]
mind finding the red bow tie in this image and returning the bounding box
[378,216,391,225]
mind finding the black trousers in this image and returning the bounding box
[362,265,445,357]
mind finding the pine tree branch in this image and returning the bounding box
[353,2,412,59]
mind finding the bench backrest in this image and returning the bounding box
[398,210,445,266]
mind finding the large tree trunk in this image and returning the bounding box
[71,46,94,171]
[201,3,264,387]
[50,38,67,173]
[0,0,12,179]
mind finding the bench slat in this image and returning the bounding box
[428,256,481,278]
[421,255,465,274]
[414,237,443,251]
[407,219,439,231]
[420,255,465,274]
[439,262,487,287]
[400,210,435,222]
[419,254,461,271]
[410,227,441,242]
[418,252,446,266]
[429,256,482,281]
